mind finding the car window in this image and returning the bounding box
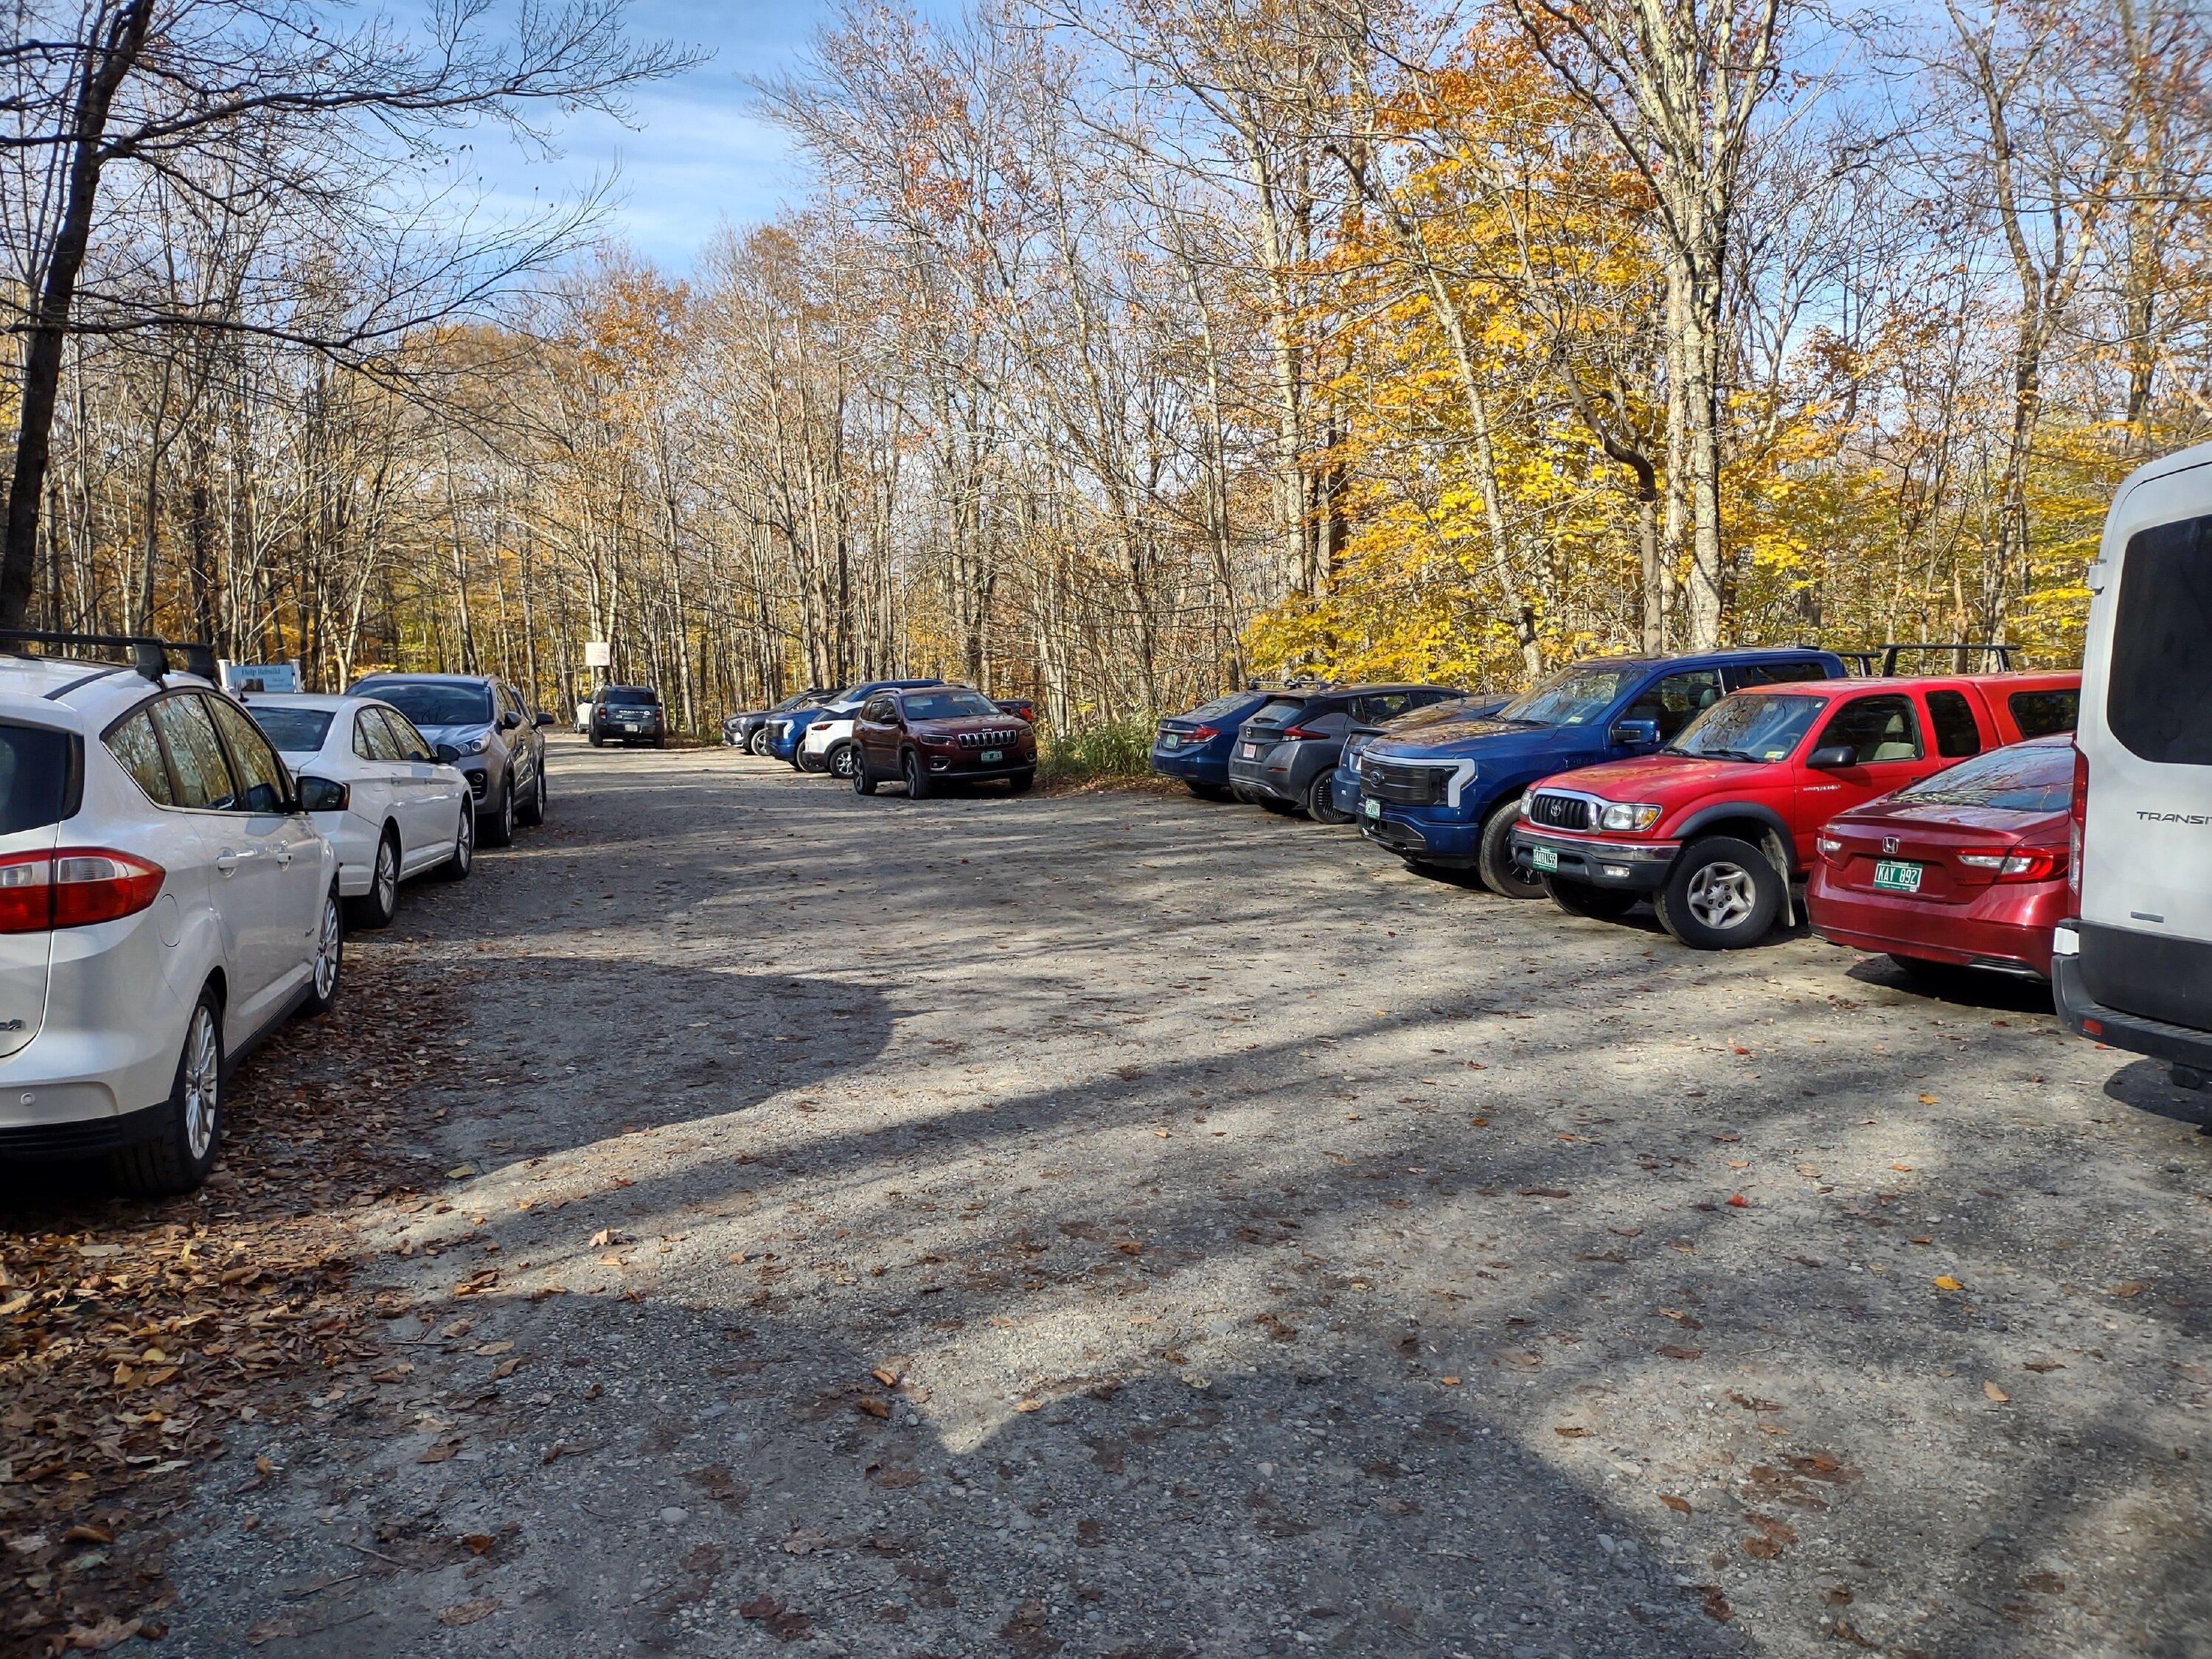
[3,721,77,830]
[1924,689,1983,759]
[1669,692,1826,761]
[2109,514,2212,764]
[356,710,403,762]
[1728,659,1830,688]
[103,710,174,809]
[381,709,435,762]
[603,687,658,707]
[151,696,240,810]
[249,707,333,754]
[206,696,293,812]
[1495,667,1627,727]
[1895,740,2074,811]
[2008,687,2079,739]
[1186,692,1258,721]
[364,682,493,726]
[1358,692,1413,723]
[1249,699,1307,726]
[1817,694,1923,762]
[1626,669,1723,741]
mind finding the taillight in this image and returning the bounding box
[1189,725,1220,741]
[1959,846,2066,883]
[1280,726,1323,740]
[0,848,164,933]
[2067,745,2087,900]
[1815,833,1847,864]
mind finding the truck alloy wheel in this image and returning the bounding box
[1656,836,1783,949]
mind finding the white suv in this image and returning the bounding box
[0,635,342,1194]
[2054,445,2212,1096]
[799,700,866,778]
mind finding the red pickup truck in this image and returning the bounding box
[1508,672,2081,949]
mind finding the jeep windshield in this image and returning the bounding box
[366,683,493,726]
[1666,692,1824,762]
[1492,667,1628,728]
[903,690,1001,720]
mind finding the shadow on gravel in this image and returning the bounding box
[2102,1058,2212,1129]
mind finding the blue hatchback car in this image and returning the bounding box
[1150,688,1290,799]
[1357,647,1848,897]
[764,678,942,766]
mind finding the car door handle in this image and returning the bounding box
[215,849,242,875]
[273,844,294,868]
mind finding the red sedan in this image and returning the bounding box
[1806,736,2075,981]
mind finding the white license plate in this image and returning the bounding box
[1872,859,1922,893]
[981,748,1002,762]
[1160,736,1180,749]
[1529,845,1559,872]
[1240,743,1259,759]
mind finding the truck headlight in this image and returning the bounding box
[1598,802,1661,832]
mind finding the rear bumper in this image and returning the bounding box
[1150,747,1228,785]
[1360,808,1477,864]
[1806,870,2060,978]
[1510,827,1679,892]
[2055,925,2212,1070]
[1227,755,1297,800]
[0,1100,169,1159]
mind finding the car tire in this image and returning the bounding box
[517,762,546,827]
[301,884,344,1016]
[1543,876,1639,921]
[433,804,474,880]
[480,782,515,848]
[653,733,667,749]
[827,742,860,780]
[1478,803,1546,900]
[1008,769,1034,793]
[346,829,401,930]
[1307,771,1353,824]
[1185,780,1231,801]
[854,754,879,795]
[588,729,603,748]
[111,984,225,1197]
[903,751,932,800]
[1655,836,1783,949]
[748,727,772,757]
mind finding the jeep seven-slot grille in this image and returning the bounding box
[1527,791,1593,831]
[1361,759,1448,806]
[956,728,1021,749]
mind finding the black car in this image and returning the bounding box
[724,687,838,754]
[589,685,666,748]
[1226,683,1465,820]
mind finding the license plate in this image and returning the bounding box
[1529,845,1559,872]
[981,748,1002,763]
[1363,798,1380,819]
[1160,735,1180,749]
[1872,859,1922,893]
[1240,743,1259,759]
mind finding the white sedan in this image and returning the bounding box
[243,694,473,928]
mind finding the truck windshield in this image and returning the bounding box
[1894,740,2074,811]
[1668,693,1825,762]
[1494,668,1627,727]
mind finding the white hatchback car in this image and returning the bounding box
[0,634,342,1194]
[243,693,473,929]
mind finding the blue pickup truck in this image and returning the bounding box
[1357,647,1849,896]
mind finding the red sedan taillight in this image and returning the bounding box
[1958,846,2068,883]
[0,848,165,933]
[2067,745,2087,900]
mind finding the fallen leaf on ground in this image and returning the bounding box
[1983,1381,2010,1402]
[439,1597,500,1627]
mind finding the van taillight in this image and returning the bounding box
[0,849,165,933]
[2067,745,2087,900]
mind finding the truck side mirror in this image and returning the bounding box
[1609,717,1661,748]
[1806,743,1858,769]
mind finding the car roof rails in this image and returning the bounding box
[0,628,218,682]
[1245,675,1334,692]
[1877,641,2018,675]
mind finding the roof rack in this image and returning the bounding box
[0,629,219,682]
[1834,651,1882,675]
[1877,641,2018,676]
[1245,675,1332,692]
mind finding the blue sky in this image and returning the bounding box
[467,0,822,272]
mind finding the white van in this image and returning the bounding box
[2053,443,2212,1095]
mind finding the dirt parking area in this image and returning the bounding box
[13,739,2211,1657]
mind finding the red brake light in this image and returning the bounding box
[1189,725,1220,741]
[0,848,164,933]
[2067,745,2087,899]
[1280,726,1324,740]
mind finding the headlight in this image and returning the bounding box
[453,731,490,757]
[1597,801,1662,832]
[1518,788,1536,818]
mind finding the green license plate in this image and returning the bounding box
[1872,859,1922,893]
[1363,798,1380,819]
[981,748,1002,763]
[1529,845,1559,872]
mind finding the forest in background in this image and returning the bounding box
[4,0,2208,736]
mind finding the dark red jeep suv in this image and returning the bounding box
[853,685,1037,798]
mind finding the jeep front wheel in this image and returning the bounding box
[1655,835,1783,949]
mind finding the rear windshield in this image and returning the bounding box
[903,690,1000,720]
[1495,667,1627,727]
[603,687,658,706]
[0,723,72,834]
[1895,740,2075,812]
[2008,686,2079,739]
[250,708,333,753]
[1248,699,1307,726]
[364,683,493,726]
[1183,692,1258,722]
[1669,692,1826,762]
[2109,515,2212,763]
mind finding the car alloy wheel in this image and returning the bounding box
[829,743,858,779]
[306,888,344,1012]
[1685,860,1758,931]
[904,751,931,799]
[452,807,473,875]
[375,837,398,914]
[181,1002,220,1162]
[749,726,771,756]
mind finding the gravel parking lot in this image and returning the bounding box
[155,739,2211,1657]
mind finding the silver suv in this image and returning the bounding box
[347,673,551,846]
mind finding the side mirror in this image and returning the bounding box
[1806,743,1858,769]
[434,742,460,765]
[499,712,522,731]
[297,775,349,813]
[1610,717,1661,748]
[535,712,554,727]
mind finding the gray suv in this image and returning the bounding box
[347,672,550,846]
[1228,683,1464,820]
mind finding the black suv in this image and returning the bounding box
[724,687,836,753]
[1227,683,1464,820]
[590,685,666,748]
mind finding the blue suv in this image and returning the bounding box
[1357,648,1848,896]
[1150,687,1308,799]
[763,678,942,767]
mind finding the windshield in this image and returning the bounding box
[773,691,818,711]
[1495,667,1629,727]
[1668,692,1825,762]
[364,682,493,727]
[903,689,1001,720]
[249,708,333,753]
[1,723,72,835]
[1247,698,1308,727]
[1895,740,2074,812]
[603,687,658,706]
